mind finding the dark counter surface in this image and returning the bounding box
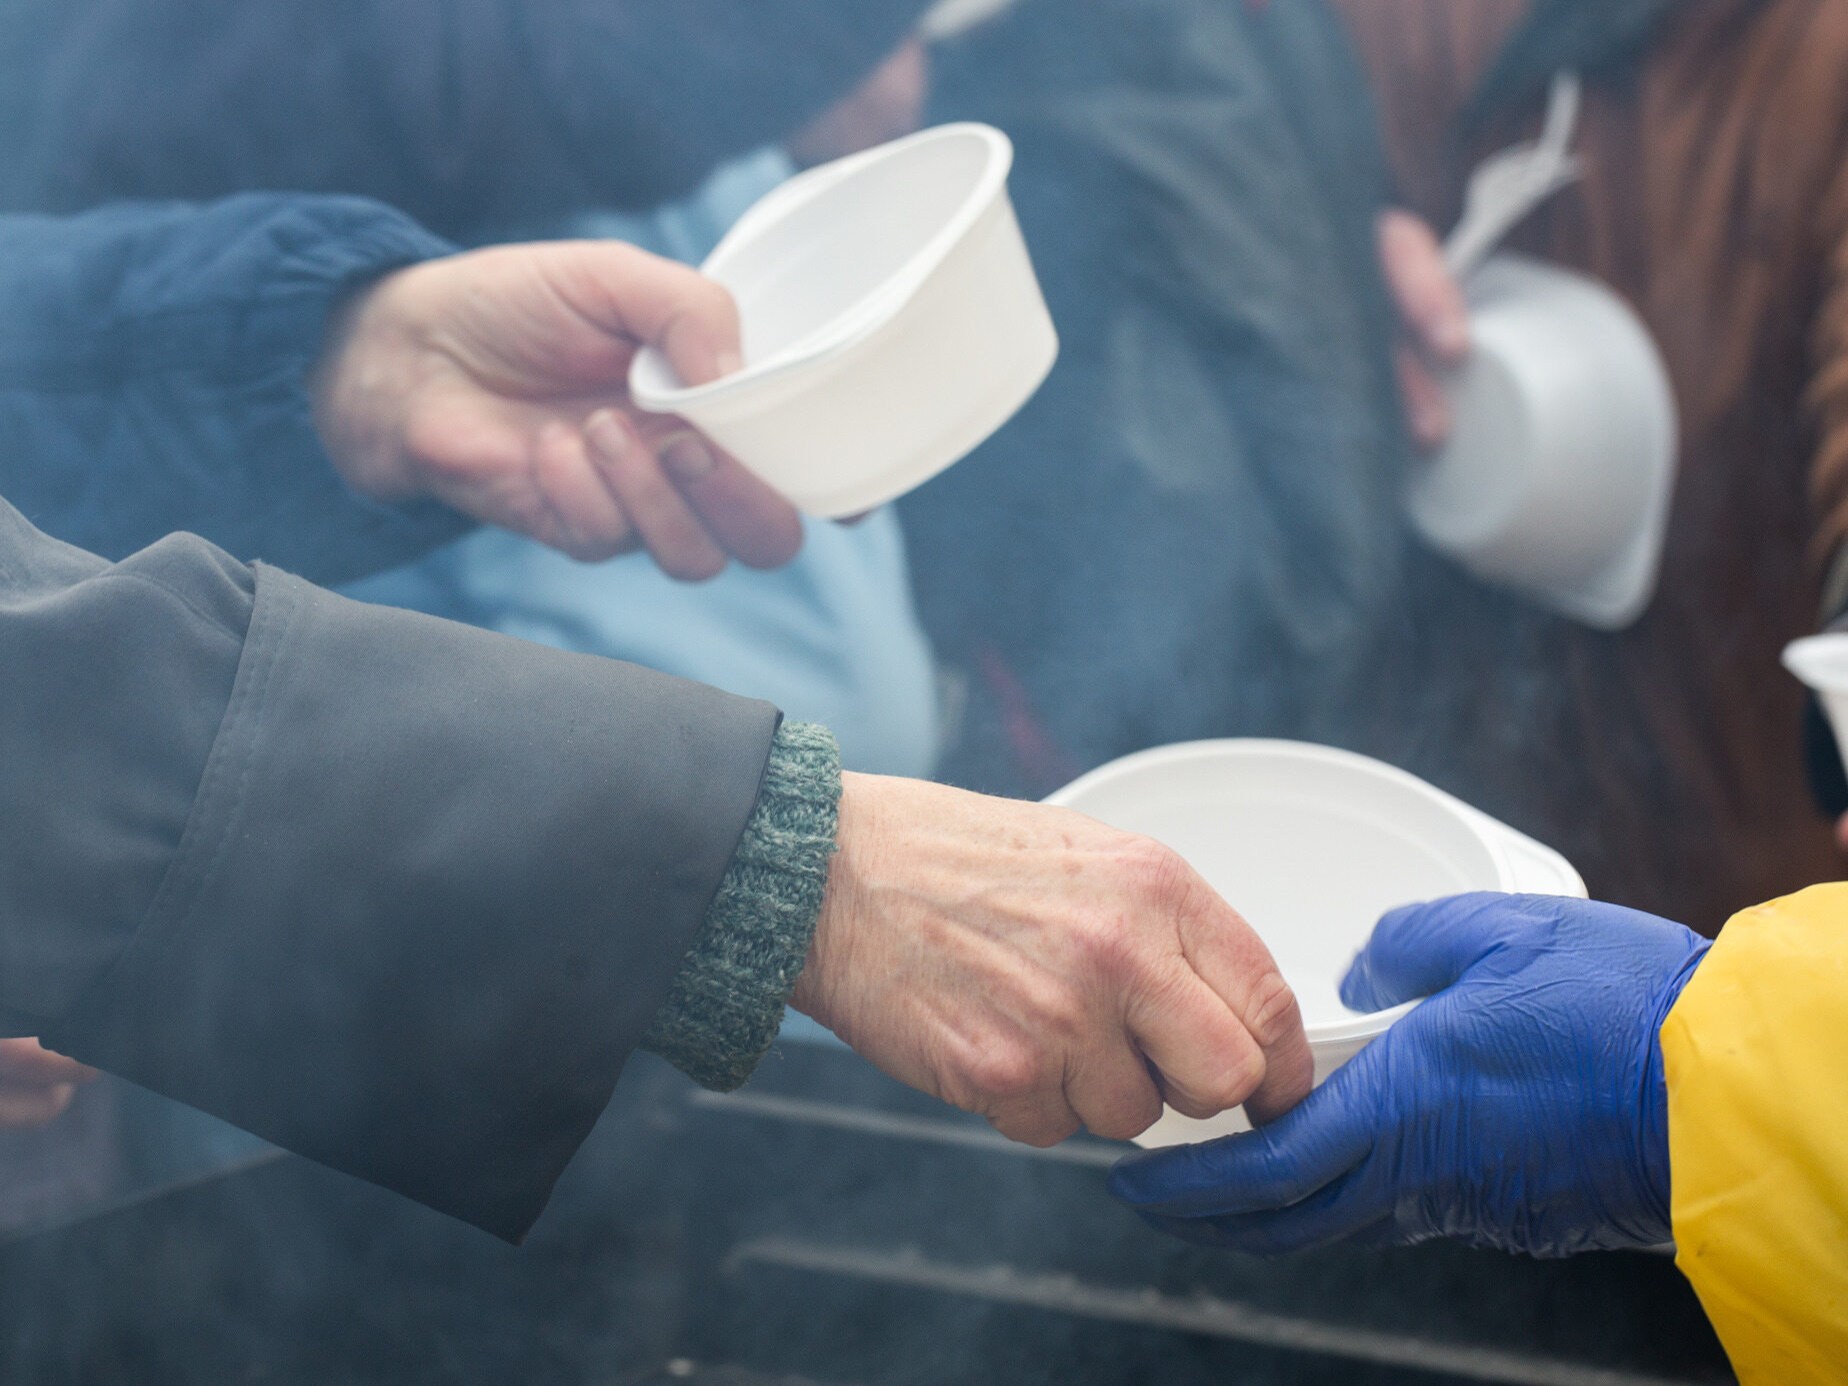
[0,1041,1734,1385]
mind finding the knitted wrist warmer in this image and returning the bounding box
[640,721,841,1090]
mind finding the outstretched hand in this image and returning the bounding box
[793,774,1315,1147]
[1109,893,1709,1258]
[313,241,804,580]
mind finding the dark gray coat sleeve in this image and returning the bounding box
[0,497,780,1241]
[0,0,935,234]
[0,196,473,586]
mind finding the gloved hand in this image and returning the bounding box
[1108,893,1710,1258]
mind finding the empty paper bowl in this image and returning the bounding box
[1407,255,1678,630]
[629,123,1059,518]
[1044,740,1586,1148]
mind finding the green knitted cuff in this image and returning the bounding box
[641,721,841,1091]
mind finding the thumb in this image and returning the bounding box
[1108,1073,1373,1220]
[1341,892,1533,1013]
[565,243,744,387]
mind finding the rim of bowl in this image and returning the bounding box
[631,123,1015,410]
[1045,739,1505,1044]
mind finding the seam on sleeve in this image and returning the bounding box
[71,570,256,638]
[165,566,297,935]
[43,568,303,1014]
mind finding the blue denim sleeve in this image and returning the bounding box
[0,194,471,585]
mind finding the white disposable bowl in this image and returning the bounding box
[1784,635,1848,777]
[1044,740,1586,1148]
[1407,255,1677,631]
[629,123,1059,518]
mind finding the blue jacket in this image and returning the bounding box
[0,195,781,1240]
[0,195,470,583]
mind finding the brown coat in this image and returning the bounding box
[1331,0,1848,930]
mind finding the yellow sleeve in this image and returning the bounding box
[1661,883,1848,1384]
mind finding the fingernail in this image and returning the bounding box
[662,433,718,482]
[585,409,630,461]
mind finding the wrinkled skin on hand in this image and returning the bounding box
[1110,894,1710,1258]
[0,1038,98,1131]
[791,773,1315,1148]
[312,240,804,580]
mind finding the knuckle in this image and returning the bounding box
[699,276,741,321]
[1076,913,1142,979]
[586,240,665,298]
[1163,1090,1219,1122]
[1121,837,1196,910]
[400,414,466,478]
[1088,1092,1163,1144]
[1199,1032,1266,1112]
[1014,970,1091,1046]
[1136,958,1204,1018]
[967,1045,1047,1106]
[1243,969,1304,1050]
[668,273,740,334]
[995,1112,1081,1150]
[593,239,647,274]
[1039,993,1090,1047]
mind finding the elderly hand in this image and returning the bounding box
[1109,894,1708,1258]
[312,241,804,580]
[791,773,1315,1146]
[0,1038,98,1131]
[1380,209,1471,453]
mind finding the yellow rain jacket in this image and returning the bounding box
[1662,884,1848,1383]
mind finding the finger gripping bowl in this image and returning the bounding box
[629,123,1059,518]
[1044,741,1586,1148]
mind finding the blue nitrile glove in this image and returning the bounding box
[1108,894,1710,1259]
